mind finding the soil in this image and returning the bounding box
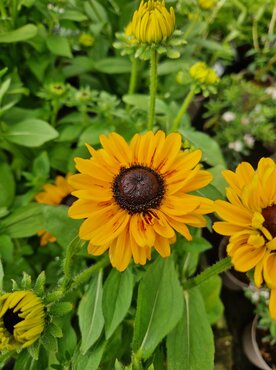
[256,328,276,369]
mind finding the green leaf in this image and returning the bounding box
[0,234,14,262]
[5,119,58,147]
[72,341,105,370]
[60,10,88,21]
[41,327,58,353]
[123,94,169,114]
[193,183,224,201]
[78,271,104,354]
[34,271,46,296]
[167,288,214,370]
[0,24,37,43]
[14,346,48,370]
[57,318,77,361]
[179,129,225,167]
[132,256,183,359]
[1,203,43,238]
[42,205,82,247]
[199,275,224,325]
[94,58,131,74]
[32,151,50,179]
[0,161,15,208]
[103,268,133,339]
[78,123,113,146]
[46,35,72,58]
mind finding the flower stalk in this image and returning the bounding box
[171,85,197,132]
[183,256,232,289]
[148,48,158,130]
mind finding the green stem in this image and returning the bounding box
[61,236,84,290]
[68,255,109,292]
[147,48,158,131]
[51,100,59,127]
[171,85,197,132]
[128,57,138,96]
[183,256,232,290]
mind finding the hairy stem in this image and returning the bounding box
[148,49,158,130]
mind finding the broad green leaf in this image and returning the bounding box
[60,10,88,21]
[0,24,37,43]
[78,271,104,354]
[167,288,214,370]
[57,318,77,362]
[84,0,108,23]
[180,129,225,167]
[32,151,50,179]
[193,183,224,201]
[132,256,183,359]
[1,203,43,238]
[72,341,105,370]
[94,58,131,74]
[46,35,72,58]
[14,346,48,370]
[0,161,15,207]
[103,268,133,339]
[5,119,58,147]
[199,275,224,325]
[0,234,14,262]
[42,205,82,247]
[208,165,227,196]
[123,94,169,114]
[78,123,113,146]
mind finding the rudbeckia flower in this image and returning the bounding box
[35,175,76,246]
[198,0,216,9]
[213,158,276,319]
[131,0,175,44]
[0,291,45,350]
[68,131,213,271]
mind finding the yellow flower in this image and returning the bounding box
[198,0,216,9]
[124,21,137,44]
[0,291,45,351]
[35,175,75,246]
[213,158,276,319]
[131,0,175,44]
[189,62,219,85]
[68,131,213,271]
[79,33,95,47]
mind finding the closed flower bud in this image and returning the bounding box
[79,33,95,47]
[189,62,219,85]
[0,291,45,351]
[199,0,216,9]
[131,0,175,44]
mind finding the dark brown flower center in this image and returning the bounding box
[60,194,77,207]
[113,165,165,214]
[262,204,276,238]
[3,309,24,335]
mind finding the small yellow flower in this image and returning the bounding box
[68,131,213,271]
[213,158,276,319]
[0,291,45,351]
[189,62,219,85]
[79,33,95,47]
[35,175,76,246]
[199,0,216,9]
[131,0,175,44]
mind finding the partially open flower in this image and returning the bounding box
[68,131,213,271]
[189,62,219,85]
[213,158,276,319]
[35,175,76,246]
[131,0,175,44]
[0,291,45,351]
[198,0,216,9]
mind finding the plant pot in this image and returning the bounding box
[218,237,249,291]
[242,316,273,370]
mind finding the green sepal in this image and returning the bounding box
[49,302,73,316]
[21,272,32,290]
[48,322,63,338]
[44,290,64,304]
[27,340,40,360]
[34,271,46,296]
[41,327,58,353]
[114,359,124,370]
